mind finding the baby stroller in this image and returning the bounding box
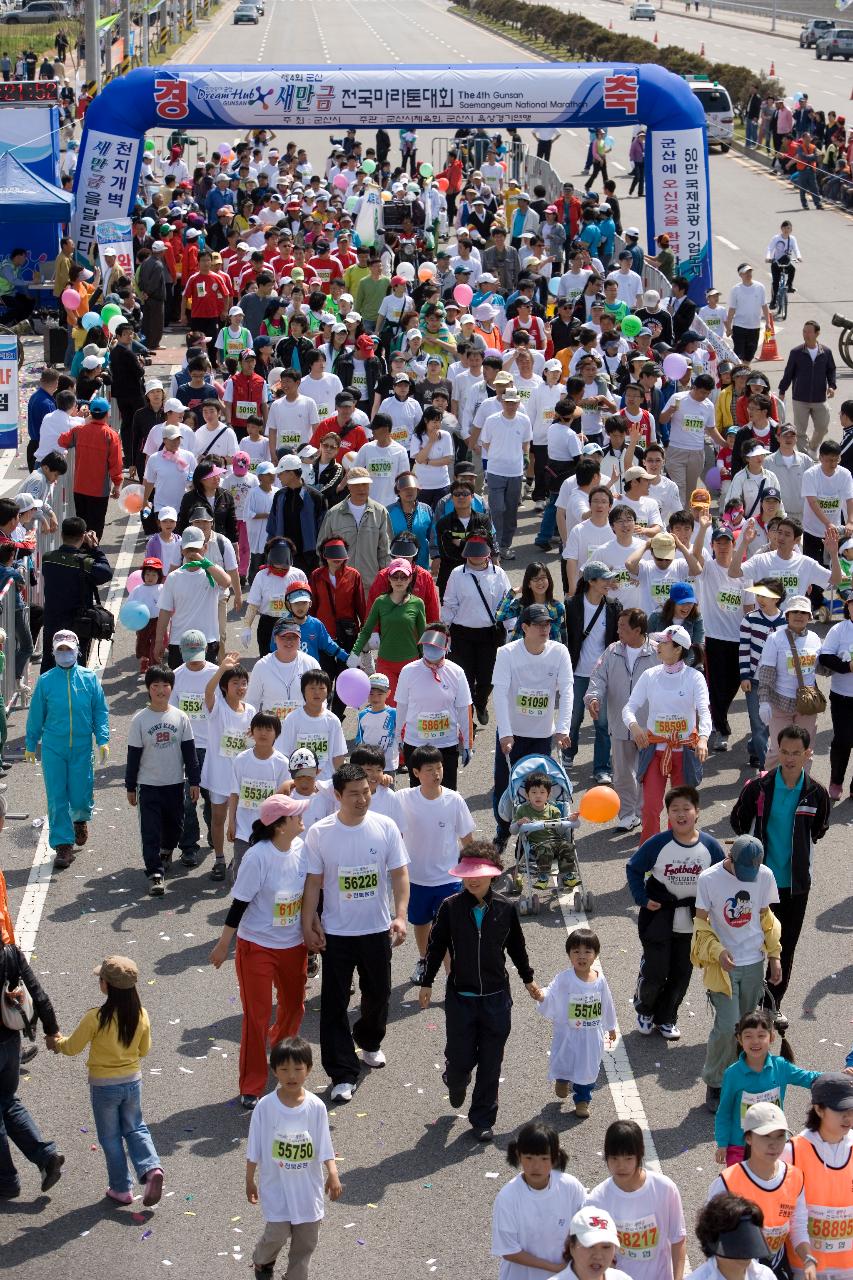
[497,754,591,917]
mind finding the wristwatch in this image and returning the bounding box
[803,1256,818,1269]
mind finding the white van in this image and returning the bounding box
[685,76,734,152]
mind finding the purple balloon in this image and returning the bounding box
[335,667,371,708]
[662,353,689,382]
[705,466,722,492]
[126,569,144,594]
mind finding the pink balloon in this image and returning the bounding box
[335,667,371,708]
[662,353,689,381]
[61,288,81,310]
[126,569,144,593]
[453,284,473,307]
[332,173,349,191]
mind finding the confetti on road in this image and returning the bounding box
[485,1172,499,1178]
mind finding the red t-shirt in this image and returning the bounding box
[183,270,228,318]
[306,254,344,294]
[310,414,369,462]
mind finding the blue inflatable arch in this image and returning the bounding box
[73,62,712,299]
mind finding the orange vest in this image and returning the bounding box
[0,869,14,945]
[721,1160,804,1263]
[789,1133,853,1270]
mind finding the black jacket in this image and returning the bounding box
[671,297,697,343]
[110,340,145,408]
[730,767,830,896]
[423,888,534,995]
[331,352,386,408]
[778,343,837,405]
[565,593,621,669]
[0,944,59,1044]
[274,335,315,374]
[434,510,495,576]
[42,542,113,623]
[176,485,238,542]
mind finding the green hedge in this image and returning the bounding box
[455,0,783,108]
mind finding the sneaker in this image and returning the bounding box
[106,1188,133,1205]
[149,873,165,897]
[180,847,200,867]
[705,1084,721,1113]
[142,1168,164,1207]
[533,502,546,512]
[476,705,489,726]
[554,1080,570,1099]
[139,658,150,674]
[716,736,729,753]
[500,547,516,560]
[442,1069,469,1108]
[54,845,75,870]
[472,1126,494,1142]
[707,729,723,752]
[615,814,640,832]
[240,1094,258,1111]
[16,679,31,697]
[657,1023,681,1041]
[637,1013,654,1035]
[40,1152,64,1192]
[255,1266,274,1280]
[307,953,320,979]
[748,755,760,768]
[410,957,427,986]
[209,860,226,882]
[533,874,551,891]
[574,1101,590,1119]
[20,1041,38,1065]
[561,872,581,889]
[592,771,612,785]
[73,820,88,846]
[0,1183,21,1199]
[330,1082,354,1103]
[829,782,843,802]
[361,1049,386,1069]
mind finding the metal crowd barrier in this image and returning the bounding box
[0,579,17,713]
[30,450,75,613]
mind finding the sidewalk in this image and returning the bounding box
[595,0,804,43]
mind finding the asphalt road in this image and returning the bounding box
[3,4,853,1276]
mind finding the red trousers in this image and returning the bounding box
[640,750,685,844]
[235,937,308,1097]
[376,656,410,705]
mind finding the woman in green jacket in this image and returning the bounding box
[347,557,426,703]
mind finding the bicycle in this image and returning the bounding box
[774,264,789,320]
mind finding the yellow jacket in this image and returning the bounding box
[690,909,782,995]
[57,1006,151,1080]
[715,384,735,433]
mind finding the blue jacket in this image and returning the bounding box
[268,613,348,664]
[205,186,233,222]
[715,1052,821,1148]
[265,484,326,554]
[27,387,56,444]
[387,500,434,569]
[25,663,110,755]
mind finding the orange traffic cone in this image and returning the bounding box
[769,60,775,76]
[653,28,658,43]
[759,315,781,362]
[700,41,705,55]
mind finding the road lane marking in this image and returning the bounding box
[716,235,740,250]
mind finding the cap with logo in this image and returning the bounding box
[179,628,208,661]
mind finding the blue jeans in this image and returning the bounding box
[536,495,557,545]
[797,166,822,209]
[486,473,523,550]
[567,674,611,775]
[89,1079,160,1193]
[744,686,769,765]
[555,1076,594,1104]
[745,118,759,147]
[0,1034,56,1193]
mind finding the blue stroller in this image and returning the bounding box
[497,754,591,917]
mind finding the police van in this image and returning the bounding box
[685,75,734,152]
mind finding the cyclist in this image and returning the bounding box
[765,220,802,313]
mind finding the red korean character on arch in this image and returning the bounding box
[154,78,188,121]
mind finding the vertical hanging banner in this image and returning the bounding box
[648,128,710,285]
[95,216,134,281]
[0,335,19,451]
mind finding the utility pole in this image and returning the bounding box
[120,0,131,58]
[142,4,149,64]
[85,0,100,90]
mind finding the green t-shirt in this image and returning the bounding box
[514,800,562,846]
[354,593,426,663]
[355,275,391,324]
[765,770,802,890]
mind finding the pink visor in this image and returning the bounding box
[449,856,502,879]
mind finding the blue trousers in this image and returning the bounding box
[89,1080,160,1194]
[0,1034,56,1194]
[536,495,558,545]
[567,674,611,775]
[744,686,769,765]
[179,745,211,854]
[42,742,95,850]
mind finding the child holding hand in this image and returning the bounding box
[538,927,617,1118]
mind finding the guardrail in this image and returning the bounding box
[0,579,19,715]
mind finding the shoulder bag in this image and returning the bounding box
[1,945,37,1038]
[466,567,505,644]
[73,580,115,647]
[785,627,826,715]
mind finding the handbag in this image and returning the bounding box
[321,576,358,649]
[1,946,37,1038]
[785,627,827,715]
[73,582,115,645]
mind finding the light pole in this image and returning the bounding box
[84,0,100,89]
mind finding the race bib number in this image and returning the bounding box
[417,712,451,740]
[817,497,840,514]
[391,427,409,445]
[763,1222,790,1255]
[178,693,205,720]
[568,996,602,1028]
[195,280,206,299]
[316,403,331,419]
[682,414,705,434]
[278,432,303,450]
[740,1086,781,1127]
[516,689,550,717]
[651,579,674,602]
[653,717,688,737]
[786,651,816,674]
[272,1130,314,1168]
[268,701,300,722]
[369,459,393,475]
[339,865,379,899]
[273,890,302,927]
[717,589,742,612]
[225,336,244,358]
[613,569,637,590]
[220,731,248,758]
[807,1206,853,1253]
[235,400,256,420]
[543,409,555,423]
[268,597,287,615]
[239,777,276,810]
[296,734,329,762]
[617,1217,660,1260]
[351,373,367,389]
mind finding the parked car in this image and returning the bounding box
[629,1,656,17]
[800,18,835,47]
[233,1,258,21]
[0,0,69,21]
[686,76,734,152]
[816,27,853,58]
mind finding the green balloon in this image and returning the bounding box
[621,315,643,338]
[100,304,121,324]
[144,139,155,152]
[419,162,434,178]
[361,159,376,174]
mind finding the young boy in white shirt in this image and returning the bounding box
[228,710,288,876]
[278,670,347,780]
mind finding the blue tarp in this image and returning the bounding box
[0,150,73,224]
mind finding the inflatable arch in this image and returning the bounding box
[72,62,712,299]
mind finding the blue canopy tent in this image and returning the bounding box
[0,149,73,223]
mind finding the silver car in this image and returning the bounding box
[816,28,853,58]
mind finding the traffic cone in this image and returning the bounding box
[700,41,705,55]
[653,28,658,43]
[759,315,781,362]
[609,18,613,28]
[769,60,775,76]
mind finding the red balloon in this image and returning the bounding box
[436,177,449,193]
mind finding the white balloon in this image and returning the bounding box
[107,313,124,335]
[397,262,416,281]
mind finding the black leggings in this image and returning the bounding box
[829,691,853,788]
[705,637,741,737]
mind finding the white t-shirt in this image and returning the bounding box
[636,557,692,615]
[597,537,644,610]
[246,650,320,725]
[728,281,767,330]
[800,464,853,538]
[303,811,409,936]
[231,748,290,841]
[267,395,320,454]
[556,268,591,304]
[739,549,829,600]
[576,596,609,678]
[244,485,277,555]
[278,707,347,780]
[607,268,645,308]
[143,449,196,513]
[379,395,423,448]
[192,423,239,460]
[622,495,662,531]
[666,393,715,454]
[538,969,617,1083]
[298,372,343,421]
[492,1172,587,1280]
[169,661,217,747]
[480,412,533,478]
[695,862,779,967]
[245,1089,335,1224]
[492,638,574,739]
[563,520,613,569]
[246,566,309,618]
[699,304,728,335]
[354,440,410,506]
[649,476,682,525]
[395,787,474,887]
[758,626,821,699]
[585,1173,687,1280]
[623,664,712,743]
[547,421,583,464]
[158,564,221,642]
[698,554,747,643]
[222,470,259,521]
[143,422,196,457]
[527,380,562,446]
[410,429,453,491]
[233,835,306,946]
[819,617,853,697]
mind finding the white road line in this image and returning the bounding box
[716,235,740,251]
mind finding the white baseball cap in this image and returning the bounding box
[742,1102,790,1135]
[569,1209,620,1249]
[163,398,184,414]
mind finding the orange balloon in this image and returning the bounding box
[121,492,144,513]
[578,785,620,824]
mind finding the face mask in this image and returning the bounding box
[422,644,446,663]
[55,649,77,668]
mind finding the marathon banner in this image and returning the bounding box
[0,334,18,451]
[692,314,737,364]
[94,216,135,283]
[647,128,711,292]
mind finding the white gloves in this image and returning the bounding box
[240,626,253,650]
[346,652,362,668]
[97,744,110,766]
[368,632,381,651]
[759,702,772,726]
